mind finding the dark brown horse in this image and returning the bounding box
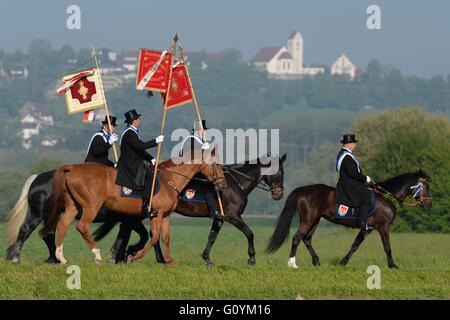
[266,170,432,268]
[42,148,226,265]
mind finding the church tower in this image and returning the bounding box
[287,31,303,74]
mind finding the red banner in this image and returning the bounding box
[162,63,193,109]
[136,49,173,92]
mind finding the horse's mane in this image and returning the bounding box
[377,170,429,192]
[227,156,279,173]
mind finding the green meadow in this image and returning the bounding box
[0,217,449,299]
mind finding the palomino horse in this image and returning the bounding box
[42,147,226,264]
[266,170,432,268]
[93,154,287,266]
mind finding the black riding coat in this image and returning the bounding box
[84,130,114,167]
[336,149,371,207]
[115,127,157,190]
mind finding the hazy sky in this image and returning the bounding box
[0,0,449,78]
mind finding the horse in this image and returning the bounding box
[5,171,164,264]
[41,147,226,265]
[266,170,432,269]
[93,154,287,266]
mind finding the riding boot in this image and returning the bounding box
[142,199,157,219]
[205,191,223,220]
[358,204,373,230]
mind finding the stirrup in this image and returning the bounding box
[210,210,223,220]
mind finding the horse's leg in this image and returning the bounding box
[201,218,224,267]
[114,220,133,263]
[6,214,43,264]
[129,216,161,261]
[42,233,59,264]
[288,221,312,269]
[227,216,256,266]
[126,219,164,264]
[75,208,102,264]
[149,228,165,264]
[339,229,372,266]
[302,220,321,267]
[378,226,398,269]
[55,204,78,265]
[160,215,176,265]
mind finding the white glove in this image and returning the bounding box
[155,135,164,144]
[201,142,210,150]
[366,176,373,184]
[151,158,156,166]
[109,133,118,145]
[114,163,117,168]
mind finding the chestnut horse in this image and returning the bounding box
[42,148,226,265]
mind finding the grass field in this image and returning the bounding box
[0,217,449,300]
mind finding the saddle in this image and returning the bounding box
[120,173,161,199]
[180,179,215,204]
[335,190,376,219]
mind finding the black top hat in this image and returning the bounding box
[101,115,118,127]
[124,109,141,124]
[340,133,358,144]
[191,120,209,133]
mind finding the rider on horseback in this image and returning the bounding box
[336,134,375,230]
[85,116,119,167]
[190,120,223,220]
[115,109,164,219]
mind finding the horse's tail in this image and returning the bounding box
[5,174,39,246]
[93,218,120,242]
[266,188,300,253]
[41,165,72,236]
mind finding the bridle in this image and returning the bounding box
[409,178,432,206]
[158,155,225,195]
[372,178,432,207]
[223,166,283,194]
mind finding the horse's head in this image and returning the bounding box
[261,153,286,200]
[199,146,227,191]
[411,170,432,211]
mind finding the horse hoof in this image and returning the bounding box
[166,260,177,266]
[247,258,256,266]
[46,257,60,264]
[10,257,20,265]
[389,264,399,269]
[287,257,298,269]
[94,259,102,265]
[206,262,215,268]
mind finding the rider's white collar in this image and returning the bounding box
[342,147,353,153]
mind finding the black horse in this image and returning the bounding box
[93,154,286,266]
[5,170,164,264]
[266,170,432,269]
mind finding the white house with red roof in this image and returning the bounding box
[252,31,324,78]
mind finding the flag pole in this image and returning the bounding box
[148,34,178,214]
[179,44,206,142]
[92,47,119,162]
[179,42,225,217]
